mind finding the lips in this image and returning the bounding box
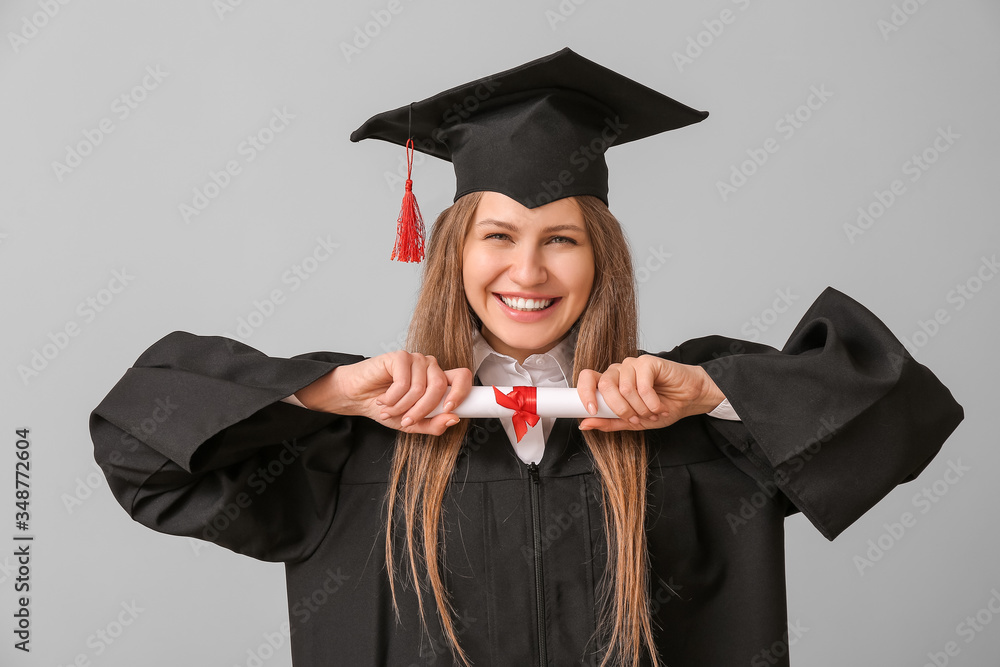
[491,293,561,323]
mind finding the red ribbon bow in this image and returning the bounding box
[493,386,539,443]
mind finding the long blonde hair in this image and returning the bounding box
[384,192,659,667]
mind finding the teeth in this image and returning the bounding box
[500,295,553,311]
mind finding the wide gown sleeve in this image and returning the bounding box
[670,286,964,541]
[89,331,365,563]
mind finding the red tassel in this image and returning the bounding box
[391,139,425,262]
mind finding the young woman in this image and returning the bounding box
[91,49,964,667]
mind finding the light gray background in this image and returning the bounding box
[2,1,997,665]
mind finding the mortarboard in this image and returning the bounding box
[350,47,708,262]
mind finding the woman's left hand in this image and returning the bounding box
[576,355,727,431]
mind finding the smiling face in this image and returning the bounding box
[462,192,595,364]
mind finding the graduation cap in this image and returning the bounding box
[350,47,708,262]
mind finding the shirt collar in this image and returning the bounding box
[472,326,577,384]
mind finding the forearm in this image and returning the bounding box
[695,366,726,412]
[285,367,358,415]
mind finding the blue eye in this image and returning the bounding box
[480,233,579,244]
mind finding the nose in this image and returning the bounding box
[507,244,547,287]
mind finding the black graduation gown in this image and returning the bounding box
[89,286,964,666]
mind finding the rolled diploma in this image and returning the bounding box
[428,386,617,418]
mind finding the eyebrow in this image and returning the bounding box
[474,218,585,233]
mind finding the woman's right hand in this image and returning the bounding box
[294,351,473,435]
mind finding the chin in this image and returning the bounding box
[498,331,559,355]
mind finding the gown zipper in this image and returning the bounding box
[527,461,548,666]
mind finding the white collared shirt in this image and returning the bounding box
[472,328,579,466]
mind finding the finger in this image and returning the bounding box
[442,367,474,412]
[634,358,664,416]
[393,354,441,423]
[578,417,635,432]
[598,366,637,423]
[401,358,451,425]
[579,413,673,432]
[615,362,652,423]
[576,369,601,416]
[377,352,413,408]
[400,413,461,436]
[380,353,430,417]
[429,412,462,435]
